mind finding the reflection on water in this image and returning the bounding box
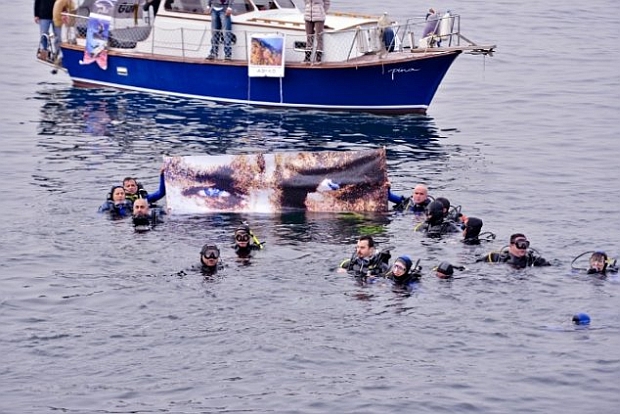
[33,86,449,160]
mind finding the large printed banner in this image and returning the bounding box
[163,149,388,213]
[80,12,110,70]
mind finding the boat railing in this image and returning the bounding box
[62,12,493,62]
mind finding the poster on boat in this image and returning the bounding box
[163,148,388,214]
[80,12,110,70]
[248,34,285,77]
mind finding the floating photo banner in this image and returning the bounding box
[163,148,388,214]
[248,33,285,78]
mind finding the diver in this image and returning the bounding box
[98,185,133,218]
[435,197,460,222]
[131,198,165,230]
[123,168,166,205]
[385,255,422,289]
[460,216,497,245]
[571,250,618,276]
[388,183,432,214]
[233,223,263,259]
[434,261,466,279]
[476,233,551,268]
[414,200,461,236]
[338,235,391,281]
[199,243,225,276]
[174,242,225,280]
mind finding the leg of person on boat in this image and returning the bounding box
[206,1,233,60]
[303,0,330,63]
[34,0,57,60]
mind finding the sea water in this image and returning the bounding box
[1,1,619,412]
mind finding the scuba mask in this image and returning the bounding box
[514,239,530,250]
[235,233,250,242]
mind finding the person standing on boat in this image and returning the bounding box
[53,0,77,49]
[303,0,330,63]
[34,0,60,60]
[143,0,162,18]
[206,0,235,60]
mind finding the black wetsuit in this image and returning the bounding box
[340,252,390,278]
[416,220,461,236]
[387,270,421,288]
[477,250,550,268]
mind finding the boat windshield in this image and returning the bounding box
[231,0,298,15]
[252,0,296,10]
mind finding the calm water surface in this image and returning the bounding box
[1,0,619,413]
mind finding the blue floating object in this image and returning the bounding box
[572,313,591,325]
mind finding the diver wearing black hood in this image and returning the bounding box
[200,243,224,276]
[385,255,421,288]
[462,217,484,245]
[414,200,461,236]
[233,223,263,259]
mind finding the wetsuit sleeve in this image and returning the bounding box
[533,256,551,266]
[476,252,501,263]
[98,200,113,213]
[387,189,405,204]
[147,172,166,204]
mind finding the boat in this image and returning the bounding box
[38,0,495,114]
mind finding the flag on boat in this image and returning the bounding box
[163,148,388,213]
[80,13,110,70]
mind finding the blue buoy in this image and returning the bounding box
[572,313,591,325]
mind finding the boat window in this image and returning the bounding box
[166,0,207,14]
[231,0,255,15]
[253,0,273,10]
[273,0,296,8]
[254,0,296,10]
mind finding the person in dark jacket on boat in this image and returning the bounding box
[143,0,161,17]
[476,233,551,268]
[304,0,330,63]
[206,0,235,60]
[34,0,60,58]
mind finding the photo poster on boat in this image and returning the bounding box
[80,13,111,70]
[248,34,285,78]
[163,148,389,214]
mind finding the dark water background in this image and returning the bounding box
[1,0,619,412]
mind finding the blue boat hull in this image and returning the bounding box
[61,47,461,114]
